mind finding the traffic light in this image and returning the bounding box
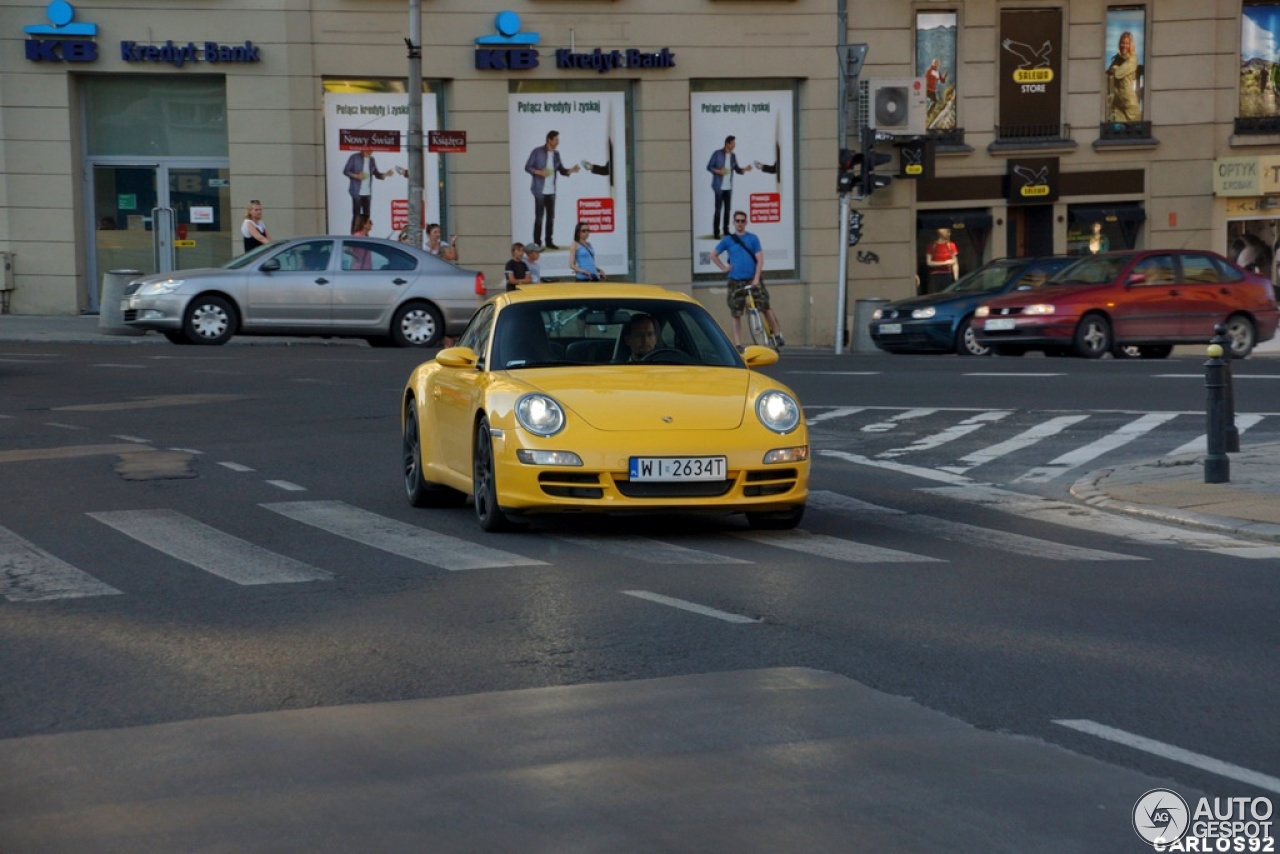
[837,147,860,194]
[860,132,894,197]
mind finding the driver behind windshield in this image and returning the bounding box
[622,313,658,361]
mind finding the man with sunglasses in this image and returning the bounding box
[712,211,784,350]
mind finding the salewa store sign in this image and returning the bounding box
[474,10,674,73]
[24,0,261,65]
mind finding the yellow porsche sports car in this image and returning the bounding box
[401,284,809,532]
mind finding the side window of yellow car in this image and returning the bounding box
[457,304,495,364]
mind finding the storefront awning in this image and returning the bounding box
[916,211,994,232]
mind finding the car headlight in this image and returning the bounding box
[975,306,990,318]
[911,307,937,319]
[137,280,184,296]
[1023,304,1056,315]
[515,393,565,437]
[871,308,884,320]
[756,391,801,434]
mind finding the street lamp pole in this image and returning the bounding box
[405,0,424,247]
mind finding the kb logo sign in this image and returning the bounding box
[474,10,540,72]
[24,0,99,63]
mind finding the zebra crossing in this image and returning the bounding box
[3,484,1276,604]
[807,405,1280,485]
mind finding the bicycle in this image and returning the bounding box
[739,282,783,350]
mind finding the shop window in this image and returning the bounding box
[85,76,227,157]
[1099,7,1154,142]
[1068,204,1145,254]
[916,210,991,294]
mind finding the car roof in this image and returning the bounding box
[500,283,699,304]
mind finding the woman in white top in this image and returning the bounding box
[241,200,270,252]
[424,223,459,262]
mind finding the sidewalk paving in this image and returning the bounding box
[3,312,1279,543]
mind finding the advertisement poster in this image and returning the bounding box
[1104,8,1146,124]
[1241,3,1280,119]
[322,90,440,239]
[997,9,1062,133]
[508,91,629,281]
[916,11,957,132]
[690,89,795,277]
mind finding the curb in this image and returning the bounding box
[1070,467,1280,544]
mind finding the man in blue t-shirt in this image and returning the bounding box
[712,211,784,350]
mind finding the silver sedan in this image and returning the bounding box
[121,236,485,347]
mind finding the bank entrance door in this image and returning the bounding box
[88,161,231,311]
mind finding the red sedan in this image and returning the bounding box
[974,249,1279,358]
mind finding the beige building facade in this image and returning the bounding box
[1,1,1277,346]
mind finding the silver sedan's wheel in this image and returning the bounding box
[183,295,236,345]
[391,302,444,348]
[1225,314,1257,358]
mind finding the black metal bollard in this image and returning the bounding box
[1210,323,1239,452]
[1204,340,1230,483]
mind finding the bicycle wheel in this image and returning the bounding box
[747,308,767,346]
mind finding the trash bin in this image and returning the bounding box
[851,297,889,354]
[99,269,147,336]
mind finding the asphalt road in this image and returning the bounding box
[1,343,1276,850]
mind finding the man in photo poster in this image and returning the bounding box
[343,148,391,234]
[525,130,580,251]
[706,135,752,240]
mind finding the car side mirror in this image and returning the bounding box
[435,346,479,368]
[1016,284,1032,290]
[741,345,779,368]
[260,259,280,272]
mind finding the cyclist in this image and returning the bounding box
[712,210,784,350]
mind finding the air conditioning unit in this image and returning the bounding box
[862,77,927,136]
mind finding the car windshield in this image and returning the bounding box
[947,261,1024,294]
[1046,254,1131,285]
[492,299,743,370]
[225,240,285,269]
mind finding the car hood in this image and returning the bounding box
[885,290,986,311]
[514,366,754,430]
[981,282,1113,308]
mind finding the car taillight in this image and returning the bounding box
[474,272,486,295]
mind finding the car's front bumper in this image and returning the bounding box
[973,317,1076,349]
[490,429,810,516]
[120,294,185,331]
[869,319,955,352]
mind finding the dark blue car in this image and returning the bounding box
[869,256,1075,356]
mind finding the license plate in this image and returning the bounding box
[629,456,727,482]
[984,318,1017,331]
[878,323,902,334]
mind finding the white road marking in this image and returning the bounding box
[734,528,943,563]
[262,500,546,570]
[44,422,86,430]
[170,447,204,455]
[808,490,1142,561]
[0,444,154,464]
[88,509,334,585]
[963,372,1064,377]
[1013,412,1181,483]
[1054,719,1280,794]
[861,408,936,433]
[218,462,256,472]
[820,450,975,485]
[878,410,1013,458]
[924,484,1280,559]
[1165,413,1265,457]
[939,414,1092,474]
[622,590,757,623]
[110,434,151,444]
[0,525,123,601]
[266,480,307,491]
[806,406,865,424]
[552,534,749,564]
[788,371,882,376]
[91,363,146,369]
